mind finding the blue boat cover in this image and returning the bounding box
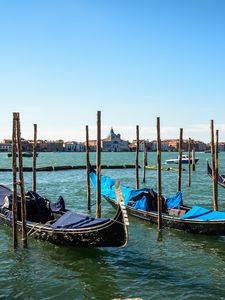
[165,192,182,209]
[89,170,182,210]
[180,206,225,221]
[50,211,110,229]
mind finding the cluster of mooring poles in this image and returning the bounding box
[12,112,37,248]
[131,119,202,231]
[11,111,219,248]
[85,112,203,233]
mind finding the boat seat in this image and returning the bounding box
[50,211,110,229]
[167,208,186,217]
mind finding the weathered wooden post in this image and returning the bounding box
[215,129,219,210]
[135,125,139,189]
[142,141,147,183]
[86,125,91,211]
[32,124,37,192]
[12,113,18,248]
[177,128,183,192]
[15,113,27,247]
[188,138,191,187]
[96,111,101,218]
[192,145,196,171]
[157,117,162,230]
[211,120,218,210]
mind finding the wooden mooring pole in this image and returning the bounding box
[15,113,27,247]
[192,146,196,172]
[12,113,18,248]
[188,138,191,187]
[215,129,219,210]
[32,124,37,192]
[157,117,162,230]
[210,120,218,211]
[177,128,183,192]
[86,125,91,211]
[135,125,139,189]
[96,111,101,218]
[142,141,147,183]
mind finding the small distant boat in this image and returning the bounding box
[7,152,38,158]
[145,165,186,172]
[204,150,211,153]
[165,154,199,165]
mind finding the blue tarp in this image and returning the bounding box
[90,171,151,206]
[50,211,110,229]
[165,192,182,209]
[90,170,182,211]
[180,206,225,221]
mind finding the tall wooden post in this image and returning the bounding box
[215,129,219,210]
[15,113,27,247]
[12,113,18,248]
[157,117,162,230]
[142,141,147,183]
[86,125,91,211]
[211,120,218,210]
[32,124,37,192]
[192,146,196,171]
[96,111,101,218]
[177,128,183,192]
[188,138,191,187]
[135,125,139,189]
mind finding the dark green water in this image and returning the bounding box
[0,152,225,300]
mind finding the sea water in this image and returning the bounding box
[0,151,225,300]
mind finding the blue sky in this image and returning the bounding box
[0,0,225,142]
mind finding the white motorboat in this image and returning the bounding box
[165,154,199,164]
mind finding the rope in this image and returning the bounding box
[27,220,52,237]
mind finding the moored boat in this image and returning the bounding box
[7,152,38,158]
[165,154,199,164]
[145,165,186,171]
[0,184,128,247]
[207,161,225,188]
[90,168,225,235]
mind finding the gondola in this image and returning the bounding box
[90,168,225,235]
[207,161,225,188]
[0,184,129,247]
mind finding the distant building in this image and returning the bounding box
[130,140,154,152]
[151,140,173,152]
[102,128,130,152]
[0,142,12,152]
[84,128,130,152]
[64,141,85,152]
[37,140,64,152]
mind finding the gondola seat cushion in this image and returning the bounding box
[50,211,110,229]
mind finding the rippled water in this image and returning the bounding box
[0,151,225,300]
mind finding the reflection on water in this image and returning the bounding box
[0,152,225,299]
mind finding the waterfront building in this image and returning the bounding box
[0,142,12,152]
[64,141,85,152]
[37,140,64,152]
[102,128,130,152]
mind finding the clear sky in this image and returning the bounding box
[0,0,225,143]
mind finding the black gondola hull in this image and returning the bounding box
[0,203,128,247]
[105,196,225,235]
